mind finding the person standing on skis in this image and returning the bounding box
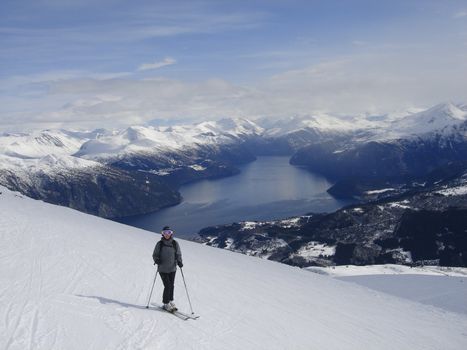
[153,226,183,312]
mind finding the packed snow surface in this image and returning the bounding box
[341,275,467,315]
[1,187,467,350]
[307,265,467,315]
[307,264,467,277]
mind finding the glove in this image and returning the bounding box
[154,259,161,265]
[177,261,183,268]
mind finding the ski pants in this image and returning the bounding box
[159,271,176,304]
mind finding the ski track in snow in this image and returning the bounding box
[1,186,467,350]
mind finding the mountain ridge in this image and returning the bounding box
[1,102,467,218]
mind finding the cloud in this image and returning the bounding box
[2,43,467,131]
[0,74,249,131]
[453,11,467,18]
[258,50,467,115]
[137,57,176,71]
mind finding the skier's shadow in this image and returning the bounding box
[77,295,162,311]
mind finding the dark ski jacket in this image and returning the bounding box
[153,238,183,273]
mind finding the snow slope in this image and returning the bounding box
[307,265,467,315]
[1,188,467,350]
[307,264,467,277]
[340,275,467,316]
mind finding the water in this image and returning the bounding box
[120,156,353,238]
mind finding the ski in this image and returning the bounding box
[157,306,190,320]
[151,303,199,320]
[173,310,200,320]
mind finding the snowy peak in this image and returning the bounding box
[76,126,181,159]
[415,102,467,123]
[436,102,467,119]
[119,126,141,142]
[388,102,467,138]
[0,128,107,175]
[2,102,467,181]
[215,117,264,135]
[118,126,178,148]
[259,112,379,138]
[257,102,467,141]
[3,103,467,162]
[193,117,263,137]
[0,130,85,159]
[76,118,263,160]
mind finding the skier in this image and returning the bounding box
[152,226,183,312]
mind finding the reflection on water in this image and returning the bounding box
[119,156,353,238]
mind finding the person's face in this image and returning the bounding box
[162,229,173,239]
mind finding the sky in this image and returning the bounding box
[1,0,467,131]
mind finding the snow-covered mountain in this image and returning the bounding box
[254,103,466,143]
[250,103,466,156]
[75,118,263,161]
[0,129,111,159]
[0,152,181,218]
[1,186,466,350]
[384,102,467,140]
[290,102,467,180]
[0,118,262,168]
[0,118,261,217]
[253,107,431,140]
[250,114,359,155]
[1,103,467,218]
[0,130,85,159]
[257,113,358,137]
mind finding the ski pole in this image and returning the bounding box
[180,267,195,315]
[146,268,158,309]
